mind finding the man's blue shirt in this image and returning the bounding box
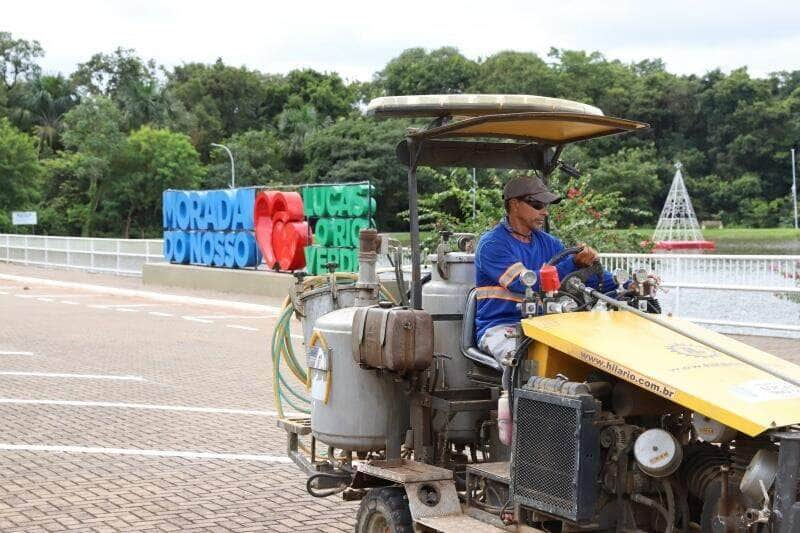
[474,218,615,343]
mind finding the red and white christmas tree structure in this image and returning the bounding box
[652,162,715,251]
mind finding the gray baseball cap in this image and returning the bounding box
[502,176,562,203]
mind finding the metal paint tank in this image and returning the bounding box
[310,307,409,455]
[297,285,358,347]
[422,251,483,444]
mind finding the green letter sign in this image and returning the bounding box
[303,184,376,275]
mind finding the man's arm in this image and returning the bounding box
[476,238,530,294]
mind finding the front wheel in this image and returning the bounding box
[355,487,413,533]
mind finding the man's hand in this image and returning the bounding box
[573,243,599,267]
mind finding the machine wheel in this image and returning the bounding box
[355,487,413,533]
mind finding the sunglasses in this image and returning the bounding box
[519,196,548,210]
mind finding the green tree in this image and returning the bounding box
[60,97,126,235]
[277,101,328,172]
[375,47,478,95]
[580,145,663,225]
[303,117,416,230]
[284,69,355,119]
[0,118,42,231]
[472,51,558,96]
[165,60,273,154]
[71,48,166,131]
[37,152,94,235]
[0,32,45,131]
[22,74,80,154]
[0,32,43,91]
[547,174,649,252]
[205,129,285,188]
[113,126,204,237]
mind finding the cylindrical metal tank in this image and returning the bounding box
[310,307,409,455]
[297,285,359,346]
[422,252,483,444]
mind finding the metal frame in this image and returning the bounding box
[404,136,561,309]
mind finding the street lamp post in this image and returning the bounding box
[210,143,236,189]
[792,148,798,230]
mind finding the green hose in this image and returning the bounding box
[271,301,311,417]
[279,372,310,404]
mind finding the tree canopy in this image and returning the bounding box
[1,31,798,238]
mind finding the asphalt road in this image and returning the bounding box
[0,264,797,532]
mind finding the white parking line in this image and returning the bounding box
[0,351,36,356]
[148,311,174,317]
[59,300,80,305]
[226,325,259,332]
[89,303,158,309]
[36,297,55,302]
[192,314,276,320]
[0,444,292,463]
[115,308,138,313]
[0,371,144,381]
[0,398,294,416]
[182,316,213,324]
[0,274,280,314]
[15,294,98,299]
[0,290,7,295]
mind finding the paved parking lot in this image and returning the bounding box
[0,265,358,532]
[0,264,797,532]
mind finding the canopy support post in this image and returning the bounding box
[407,137,423,309]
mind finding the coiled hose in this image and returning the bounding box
[270,274,398,419]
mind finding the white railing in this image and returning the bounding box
[2,234,798,336]
[599,253,800,336]
[0,234,164,276]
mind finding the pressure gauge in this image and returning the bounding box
[633,268,649,284]
[612,268,630,286]
[520,269,538,288]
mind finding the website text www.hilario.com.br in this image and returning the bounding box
[579,351,676,399]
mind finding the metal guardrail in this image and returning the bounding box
[2,234,798,335]
[0,234,163,276]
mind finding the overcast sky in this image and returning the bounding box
[5,0,800,82]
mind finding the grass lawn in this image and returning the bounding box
[702,227,800,241]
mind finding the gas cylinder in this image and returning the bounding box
[422,251,486,444]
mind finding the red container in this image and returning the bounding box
[539,264,560,292]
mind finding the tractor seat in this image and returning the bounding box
[461,288,503,373]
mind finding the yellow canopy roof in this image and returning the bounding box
[366,94,605,118]
[410,112,648,144]
[366,94,648,144]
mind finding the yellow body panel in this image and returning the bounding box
[521,311,800,436]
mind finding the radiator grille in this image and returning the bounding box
[511,389,599,523]
[515,398,578,511]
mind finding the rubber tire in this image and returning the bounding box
[355,487,413,533]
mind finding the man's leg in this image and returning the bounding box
[478,324,517,388]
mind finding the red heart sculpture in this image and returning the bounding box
[253,191,308,271]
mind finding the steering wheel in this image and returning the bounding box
[547,246,605,306]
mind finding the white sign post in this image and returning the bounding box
[11,211,37,226]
